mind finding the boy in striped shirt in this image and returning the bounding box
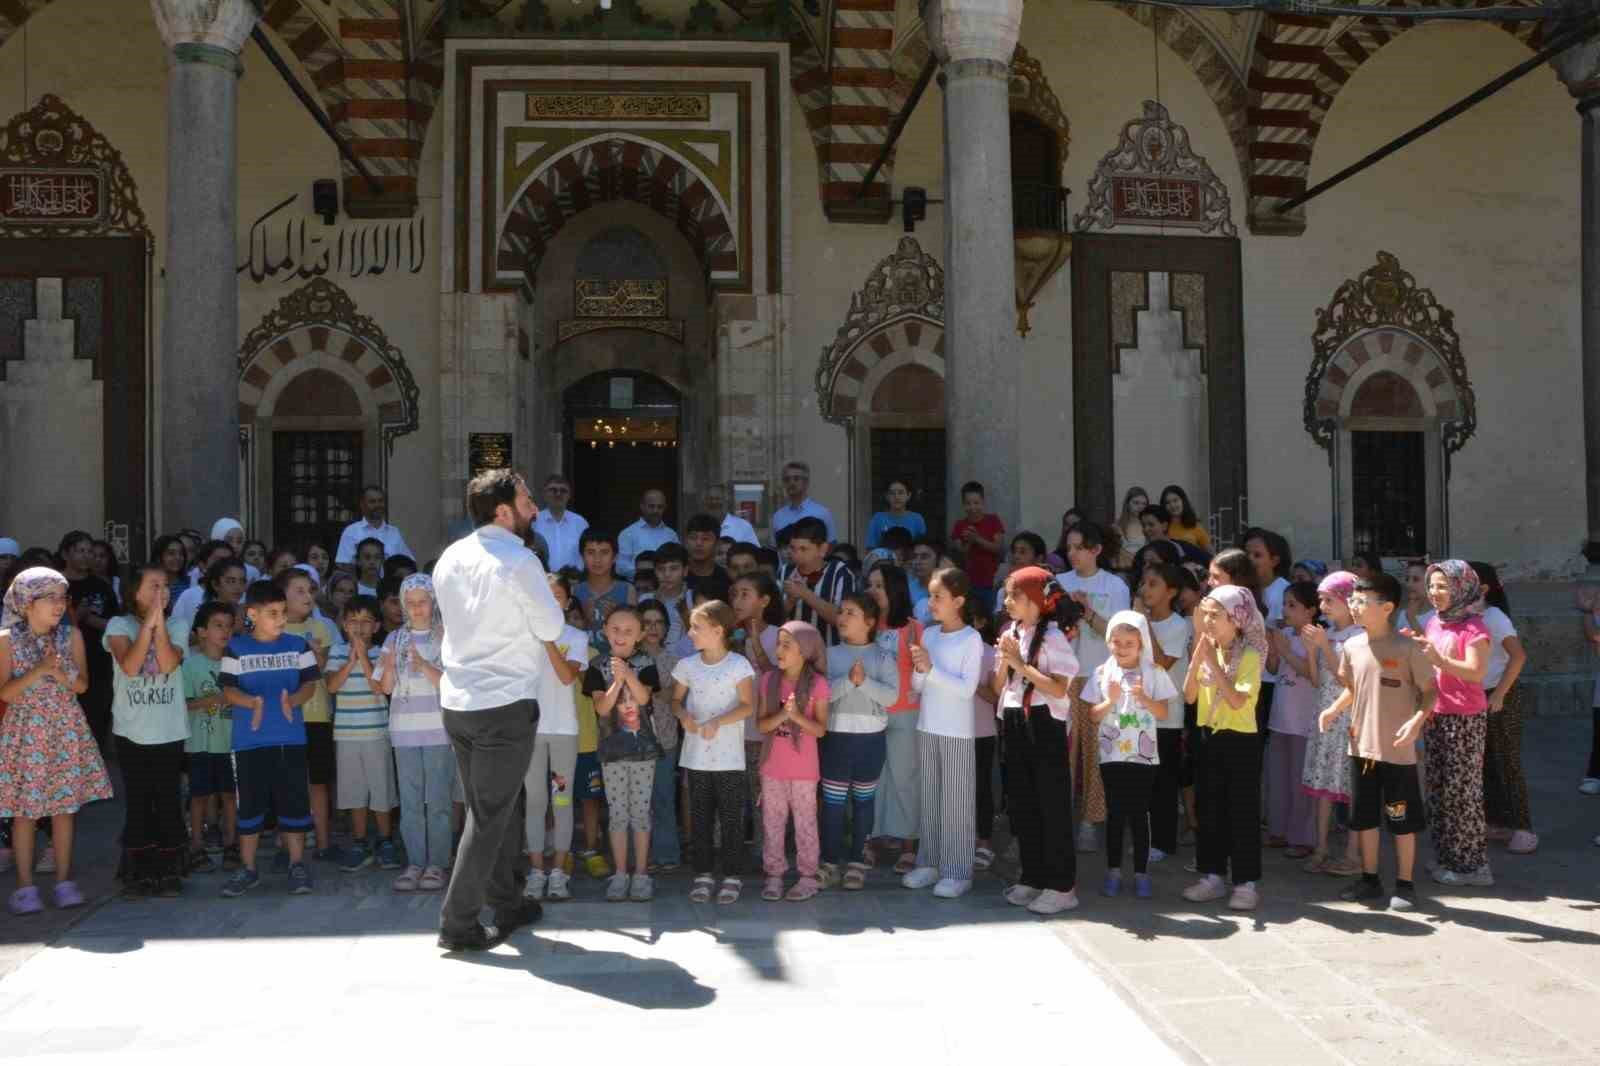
[326,596,401,872]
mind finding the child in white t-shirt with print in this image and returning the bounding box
[1139,563,1191,863]
[671,600,757,905]
[1059,523,1130,854]
[523,574,589,902]
[1083,610,1176,900]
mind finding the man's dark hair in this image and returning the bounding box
[654,542,689,566]
[686,513,720,537]
[245,579,285,607]
[1356,572,1402,608]
[786,516,829,547]
[466,468,523,528]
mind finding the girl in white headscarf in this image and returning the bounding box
[1083,610,1177,900]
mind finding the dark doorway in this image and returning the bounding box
[565,370,680,538]
[1351,430,1425,557]
[1070,233,1245,543]
[273,430,362,554]
[0,237,148,557]
[871,427,947,547]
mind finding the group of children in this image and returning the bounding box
[0,480,1536,917]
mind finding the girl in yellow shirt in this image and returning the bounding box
[1181,584,1266,911]
[1159,484,1211,551]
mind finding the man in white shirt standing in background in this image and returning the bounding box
[533,473,587,573]
[335,485,415,565]
[431,469,565,953]
[770,460,836,544]
[617,488,679,580]
[702,482,758,545]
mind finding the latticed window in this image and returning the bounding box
[273,431,361,554]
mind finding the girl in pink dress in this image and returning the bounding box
[0,568,114,914]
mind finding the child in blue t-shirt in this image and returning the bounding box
[218,580,321,897]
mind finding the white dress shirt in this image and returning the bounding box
[432,524,566,711]
[335,519,415,564]
[534,508,588,573]
[617,519,680,580]
[770,497,836,544]
[718,512,759,546]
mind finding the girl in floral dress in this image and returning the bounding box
[0,568,114,914]
[1299,570,1363,877]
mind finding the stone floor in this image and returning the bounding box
[0,718,1596,1063]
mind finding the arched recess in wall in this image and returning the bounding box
[816,235,947,542]
[237,278,421,550]
[1304,251,1476,560]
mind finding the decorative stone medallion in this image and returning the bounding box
[0,94,150,239]
[1072,100,1235,237]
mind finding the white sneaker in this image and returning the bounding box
[1027,888,1080,915]
[1147,847,1168,864]
[35,845,56,874]
[605,872,631,901]
[1433,864,1494,888]
[1182,875,1227,903]
[629,874,655,901]
[522,868,547,901]
[546,869,572,901]
[901,865,940,890]
[1075,823,1097,854]
[932,877,972,898]
[1005,884,1042,907]
[1228,882,1260,911]
[1578,777,1600,795]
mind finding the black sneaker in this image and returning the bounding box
[495,898,543,936]
[1338,878,1386,903]
[437,922,506,953]
[1390,884,1418,911]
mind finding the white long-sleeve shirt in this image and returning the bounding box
[911,624,984,739]
[335,519,415,564]
[617,519,680,580]
[433,524,565,711]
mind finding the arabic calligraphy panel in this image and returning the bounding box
[525,93,710,122]
[574,279,667,319]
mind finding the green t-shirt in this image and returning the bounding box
[182,651,232,755]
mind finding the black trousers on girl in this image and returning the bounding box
[1150,730,1183,855]
[1198,728,1263,884]
[1101,763,1156,873]
[1002,707,1074,892]
[118,737,186,851]
[974,735,997,841]
[687,768,745,878]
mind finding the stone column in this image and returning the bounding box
[151,0,257,531]
[928,0,1024,528]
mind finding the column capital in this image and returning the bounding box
[926,0,1024,69]
[1552,0,1600,102]
[150,0,258,55]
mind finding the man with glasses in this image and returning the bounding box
[770,461,835,546]
[533,474,587,573]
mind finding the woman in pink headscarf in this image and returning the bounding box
[1181,583,1268,912]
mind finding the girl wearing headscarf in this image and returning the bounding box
[1182,583,1268,911]
[1413,560,1493,886]
[0,568,113,914]
[373,573,453,892]
[1084,610,1177,901]
[1300,571,1365,876]
[208,519,259,583]
[757,620,830,901]
[994,566,1080,915]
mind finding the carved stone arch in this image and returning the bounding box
[1305,252,1475,559]
[0,94,151,240]
[495,136,738,297]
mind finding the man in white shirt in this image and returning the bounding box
[432,469,565,952]
[335,485,415,565]
[533,473,587,573]
[702,482,758,545]
[770,460,836,545]
[617,488,679,579]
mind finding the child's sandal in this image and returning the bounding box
[689,875,715,903]
[761,877,784,902]
[843,863,869,891]
[860,843,878,868]
[973,847,996,871]
[716,877,742,905]
[893,851,918,876]
[784,879,819,902]
[1300,851,1328,874]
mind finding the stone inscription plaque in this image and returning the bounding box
[468,432,513,479]
[525,93,710,122]
[0,168,104,224]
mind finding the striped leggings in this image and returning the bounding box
[819,730,888,865]
[915,732,975,881]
